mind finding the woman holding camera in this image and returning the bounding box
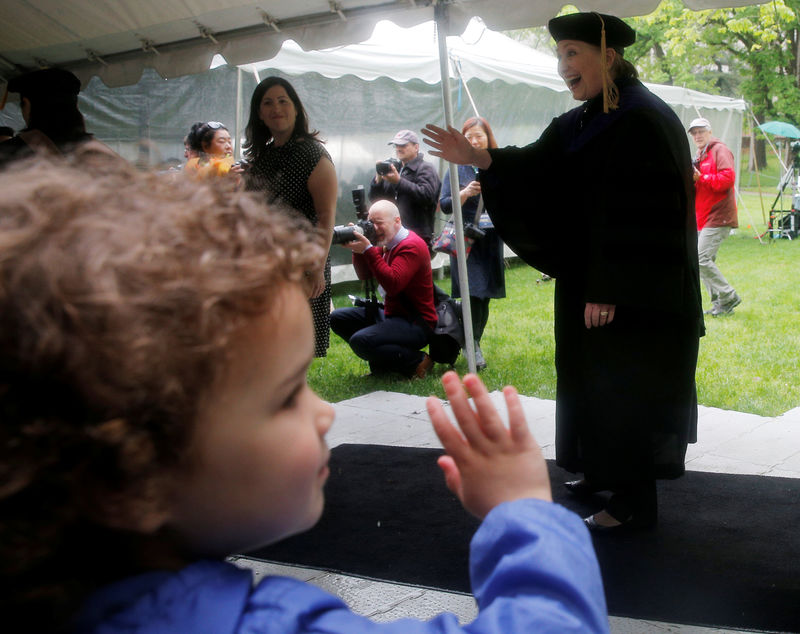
[424,12,703,531]
[244,77,337,357]
[439,117,506,371]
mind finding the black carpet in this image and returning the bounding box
[246,444,800,632]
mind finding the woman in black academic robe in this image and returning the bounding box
[423,12,703,531]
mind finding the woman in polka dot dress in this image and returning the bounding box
[244,77,337,357]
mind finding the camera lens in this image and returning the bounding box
[331,224,364,245]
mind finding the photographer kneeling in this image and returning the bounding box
[330,200,437,378]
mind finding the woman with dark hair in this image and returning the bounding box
[244,76,337,358]
[183,121,205,160]
[424,12,703,532]
[183,121,241,181]
[439,117,506,371]
[0,68,94,167]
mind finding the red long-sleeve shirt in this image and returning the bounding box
[352,230,437,327]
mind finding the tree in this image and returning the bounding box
[626,0,800,126]
[508,1,800,126]
[626,1,800,170]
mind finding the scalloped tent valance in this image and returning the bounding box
[0,0,766,87]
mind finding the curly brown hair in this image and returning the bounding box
[0,150,324,631]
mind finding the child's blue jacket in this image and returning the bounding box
[74,499,609,633]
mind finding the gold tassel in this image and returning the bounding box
[596,13,619,113]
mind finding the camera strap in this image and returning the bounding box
[471,165,485,225]
[364,277,384,323]
[474,196,484,225]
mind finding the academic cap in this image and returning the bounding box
[548,12,636,49]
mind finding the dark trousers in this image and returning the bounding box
[330,307,428,376]
[469,296,491,342]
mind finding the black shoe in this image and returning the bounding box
[564,479,602,497]
[584,514,625,533]
[584,510,656,533]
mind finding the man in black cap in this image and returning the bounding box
[0,68,93,167]
[369,128,441,250]
[424,12,702,532]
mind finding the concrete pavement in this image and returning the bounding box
[231,390,800,633]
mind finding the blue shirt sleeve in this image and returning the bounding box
[75,500,607,633]
[241,499,608,633]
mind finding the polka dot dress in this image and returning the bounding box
[247,137,333,357]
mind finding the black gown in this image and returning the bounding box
[480,78,703,487]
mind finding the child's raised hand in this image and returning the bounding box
[426,371,552,519]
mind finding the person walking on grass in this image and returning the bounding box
[688,117,741,317]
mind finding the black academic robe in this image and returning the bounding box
[480,78,703,485]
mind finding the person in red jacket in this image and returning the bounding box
[689,117,741,316]
[330,200,437,378]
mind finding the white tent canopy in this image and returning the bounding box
[1,0,766,88]
[238,19,745,176]
[241,19,746,112]
[240,18,566,88]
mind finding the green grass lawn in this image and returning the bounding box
[311,225,800,417]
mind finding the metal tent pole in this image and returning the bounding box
[434,2,475,374]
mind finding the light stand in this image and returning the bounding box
[767,142,800,240]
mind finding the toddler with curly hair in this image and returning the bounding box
[0,151,607,633]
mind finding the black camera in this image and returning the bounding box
[331,222,376,245]
[464,223,486,241]
[376,157,402,175]
[348,294,384,310]
[331,186,378,245]
[348,293,383,322]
